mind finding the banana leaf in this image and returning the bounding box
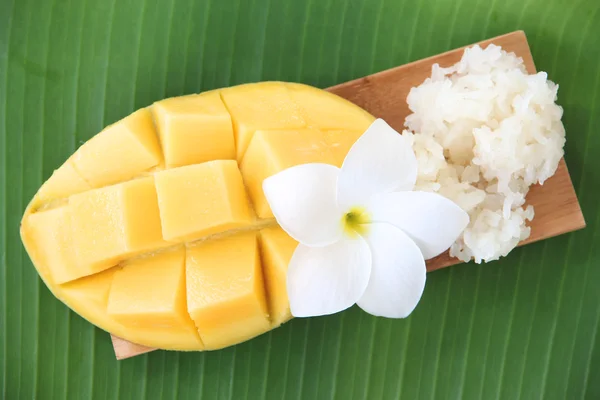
[1,0,599,398]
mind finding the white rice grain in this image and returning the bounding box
[404,44,565,263]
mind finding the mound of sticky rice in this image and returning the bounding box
[403,44,566,263]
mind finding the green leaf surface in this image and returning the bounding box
[2,0,599,398]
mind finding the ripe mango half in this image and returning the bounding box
[20,82,375,351]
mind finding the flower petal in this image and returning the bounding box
[287,238,372,317]
[358,223,426,318]
[368,191,469,259]
[263,163,343,247]
[337,119,418,209]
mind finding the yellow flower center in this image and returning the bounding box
[342,206,370,238]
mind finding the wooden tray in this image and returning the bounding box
[111,30,585,360]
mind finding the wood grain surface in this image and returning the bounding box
[112,30,585,360]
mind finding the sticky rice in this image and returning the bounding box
[403,44,566,263]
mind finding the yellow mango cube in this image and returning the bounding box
[154,161,252,241]
[286,83,375,130]
[107,248,203,349]
[69,177,166,276]
[259,227,298,326]
[59,267,123,330]
[153,91,235,168]
[240,129,363,218]
[22,206,78,284]
[186,232,270,349]
[36,157,91,202]
[72,108,163,187]
[220,82,306,161]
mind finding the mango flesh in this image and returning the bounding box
[259,226,299,326]
[152,91,235,168]
[69,177,168,278]
[20,82,375,351]
[154,161,253,241]
[35,157,92,202]
[186,232,270,349]
[107,248,203,349]
[72,108,163,187]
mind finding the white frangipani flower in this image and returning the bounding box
[263,119,469,318]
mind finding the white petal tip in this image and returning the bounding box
[357,223,426,319]
[286,240,372,318]
[262,163,343,247]
[337,119,418,207]
[369,191,471,260]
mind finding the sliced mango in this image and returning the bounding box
[241,129,363,218]
[21,206,76,284]
[35,157,91,204]
[72,108,162,187]
[69,176,166,277]
[20,82,374,352]
[221,82,306,161]
[186,232,270,350]
[154,160,252,241]
[58,267,126,336]
[286,82,375,130]
[107,248,203,350]
[153,91,235,168]
[259,227,298,326]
